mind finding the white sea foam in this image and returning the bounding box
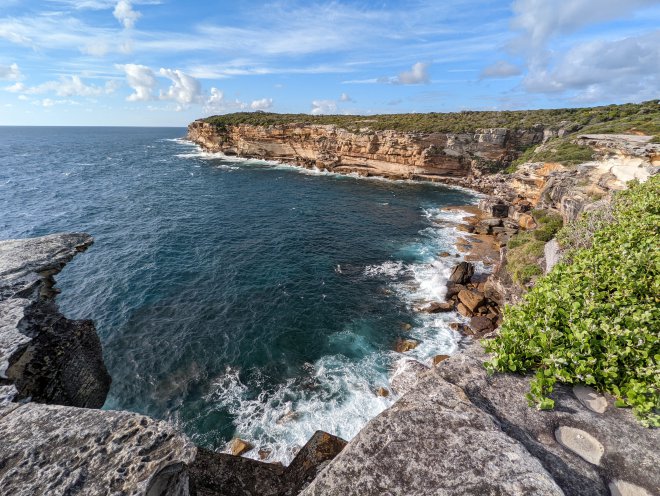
[205,350,394,465]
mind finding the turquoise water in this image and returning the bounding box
[0,126,478,462]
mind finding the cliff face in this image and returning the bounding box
[187,121,549,179]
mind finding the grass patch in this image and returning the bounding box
[531,210,563,242]
[506,232,546,285]
[506,210,563,284]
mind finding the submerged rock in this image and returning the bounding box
[394,338,420,353]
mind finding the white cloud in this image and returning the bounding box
[394,62,430,85]
[17,94,28,101]
[340,92,353,102]
[511,0,657,57]
[4,74,118,97]
[345,62,431,85]
[509,0,660,101]
[480,60,522,79]
[250,98,273,110]
[203,87,248,114]
[113,0,141,29]
[0,63,21,81]
[117,63,156,101]
[311,99,337,115]
[524,31,660,101]
[158,68,202,108]
[38,98,79,107]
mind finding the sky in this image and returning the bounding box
[0,0,659,126]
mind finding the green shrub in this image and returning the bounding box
[510,140,595,169]
[531,210,563,242]
[485,177,660,426]
[506,233,546,284]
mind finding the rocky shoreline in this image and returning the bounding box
[1,127,658,495]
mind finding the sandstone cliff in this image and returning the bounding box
[187,120,550,179]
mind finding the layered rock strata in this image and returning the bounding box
[187,121,549,179]
[470,134,659,222]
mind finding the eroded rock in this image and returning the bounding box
[0,402,196,496]
[449,261,475,284]
[555,426,604,466]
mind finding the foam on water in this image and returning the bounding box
[204,349,395,464]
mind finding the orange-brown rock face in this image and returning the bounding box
[187,121,544,180]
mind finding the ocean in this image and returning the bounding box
[0,126,479,463]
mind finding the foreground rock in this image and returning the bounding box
[301,345,659,496]
[0,402,197,495]
[0,233,110,408]
[190,431,347,496]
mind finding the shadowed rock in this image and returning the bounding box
[0,233,110,408]
[189,431,347,496]
[449,261,474,284]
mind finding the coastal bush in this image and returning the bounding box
[202,100,660,135]
[485,177,660,426]
[531,210,563,242]
[505,233,545,285]
[505,210,563,284]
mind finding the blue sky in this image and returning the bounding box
[1,0,659,126]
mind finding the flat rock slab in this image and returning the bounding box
[0,233,110,408]
[0,402,196,496]
[573,385,608,413]
[555,426,604,466]
[609,480,654,496]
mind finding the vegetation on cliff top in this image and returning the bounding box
[202,100,659,135]
[486,177,660,426]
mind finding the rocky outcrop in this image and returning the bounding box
[190,431,347,496]
[0,233,110,408]
[301,344,660,496]
[473,134,659,223]
[0,402,197,496]
[187,121,548,180]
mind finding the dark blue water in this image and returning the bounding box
[0,127,477,462]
